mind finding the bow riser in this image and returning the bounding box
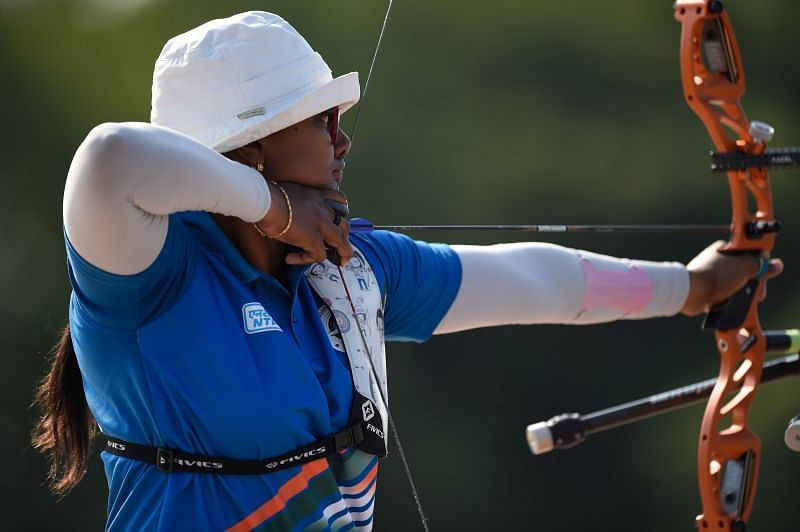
[676,2,776,529]
[698,317,765,528]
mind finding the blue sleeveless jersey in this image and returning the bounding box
[65,211,461,531]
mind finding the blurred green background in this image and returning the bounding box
[2,0,799,530]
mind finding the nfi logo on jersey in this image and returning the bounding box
[242,302,282,334]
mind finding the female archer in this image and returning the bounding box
[33,11,781,532]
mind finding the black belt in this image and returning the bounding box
[101,423,364,475]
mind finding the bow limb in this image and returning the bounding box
[675,2,777,530]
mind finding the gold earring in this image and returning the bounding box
[256,160,264,173]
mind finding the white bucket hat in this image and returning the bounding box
[150,11,360,153]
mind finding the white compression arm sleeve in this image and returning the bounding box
[434,243,689,334]
[63,122,271,275]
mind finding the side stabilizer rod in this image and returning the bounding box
[526,330,800,455]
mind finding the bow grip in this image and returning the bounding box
[702,247,765,331]
[702,278,760,331]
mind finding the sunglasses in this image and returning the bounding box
[321,107,339,145]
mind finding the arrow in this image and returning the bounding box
[349,218,731,234]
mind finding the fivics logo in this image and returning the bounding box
[106,440,126,451]
[175,459,223,470]
[361,400,375,422]
[367,423,385,439]
[265,446,327,469]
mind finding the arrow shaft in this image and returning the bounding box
[369,224,731,234]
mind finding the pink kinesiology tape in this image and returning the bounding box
[580,258,655,315]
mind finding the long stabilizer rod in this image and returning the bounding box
[526,330,800,455]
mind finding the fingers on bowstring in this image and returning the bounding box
[338,218,351,239]
[322,223,354,266]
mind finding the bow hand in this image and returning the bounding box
[681,240,784,316]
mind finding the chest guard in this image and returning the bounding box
[305,246,389,456]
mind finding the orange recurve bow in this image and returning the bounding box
[675,2,776,530]
[527,3,800,530]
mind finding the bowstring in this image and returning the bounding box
[337,1,430,529]
[345,0,393,159]
[337,266,430,531]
